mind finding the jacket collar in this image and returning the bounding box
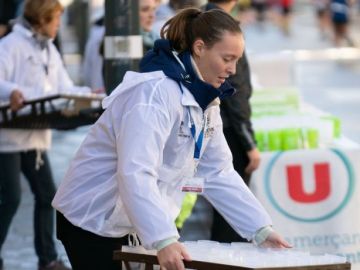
[13,18,52,50]
[140,39,235,111]
[180,56,220,109]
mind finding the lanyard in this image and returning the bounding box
[178,82,206,161]
[188,110,206,160]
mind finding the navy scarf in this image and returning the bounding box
[139,39,235,111]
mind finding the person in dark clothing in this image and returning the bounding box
[202,0,261,243]
[330,0,353,46]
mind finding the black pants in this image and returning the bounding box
[210,127,251,243]
[56,212,128,270]
[0,151,57,266]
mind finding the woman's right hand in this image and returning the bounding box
[157,242,191,270]
[10,89,24,111]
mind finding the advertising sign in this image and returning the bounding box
[250,148,360,269]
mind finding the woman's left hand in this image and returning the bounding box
[260,231,292,248]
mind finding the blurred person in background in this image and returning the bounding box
[82,0,158,90]
[202,0,261,244]
[152,0,200,35]
[278,0,293,35]
[82,9,105,90]
[251,0,268,25]
[330,0,354,46]
[140,0,159,52]
[0,0,93,269]
[313,0,331,39]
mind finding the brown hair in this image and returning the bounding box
[160,8,242,53]
[23,0,64,27]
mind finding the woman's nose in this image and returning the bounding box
[228,63,236,76]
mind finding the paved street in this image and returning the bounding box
[1,1,360,269]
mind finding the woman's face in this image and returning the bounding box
[139,0,157,32]
[37,9,62,39]
[192,31,245,88]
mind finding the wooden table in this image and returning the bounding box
[113,250,351,270]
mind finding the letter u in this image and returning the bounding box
[286,163,331,203]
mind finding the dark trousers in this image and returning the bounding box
[210,127,252,243]
[0,151,57,265]
[57,212,128,270]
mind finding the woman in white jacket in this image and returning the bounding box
[52,7,290,270]
[0,0,90,269]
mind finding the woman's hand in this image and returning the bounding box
[245,148,261,174]
[10,90,25,111]
[260,231,292,248]
[157,242,191,270]
[92,87,105,94]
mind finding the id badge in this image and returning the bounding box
[181,176,205,193]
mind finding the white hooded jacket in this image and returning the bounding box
[52,70,272,249]
[0,24,90,152]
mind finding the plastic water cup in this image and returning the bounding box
[281,128,301,150]
[268,130,282,151]
[333,117,341,138]
[307,128,319,149]
[255,130,267,152]
[322,116,342,138]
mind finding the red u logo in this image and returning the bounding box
[286,163,331,203]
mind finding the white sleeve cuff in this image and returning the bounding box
[155,237,178,251]
[253,225,274,246]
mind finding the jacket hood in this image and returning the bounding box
[102,71,165,109]
[139,39,235,111]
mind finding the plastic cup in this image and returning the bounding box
[307,128,319,149]
[268,130,282,151]
[322,116,342,138]
[255,130,267,152]
[333,117,341,138]
[281,128,301,150]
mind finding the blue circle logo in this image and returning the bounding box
[264,149,354,222]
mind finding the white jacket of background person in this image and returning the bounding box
[0,23,90,152]
[82,24,105,90]
[52,70,272,249]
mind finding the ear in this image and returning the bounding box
[37,18,47,29]
[192,39,205,58]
